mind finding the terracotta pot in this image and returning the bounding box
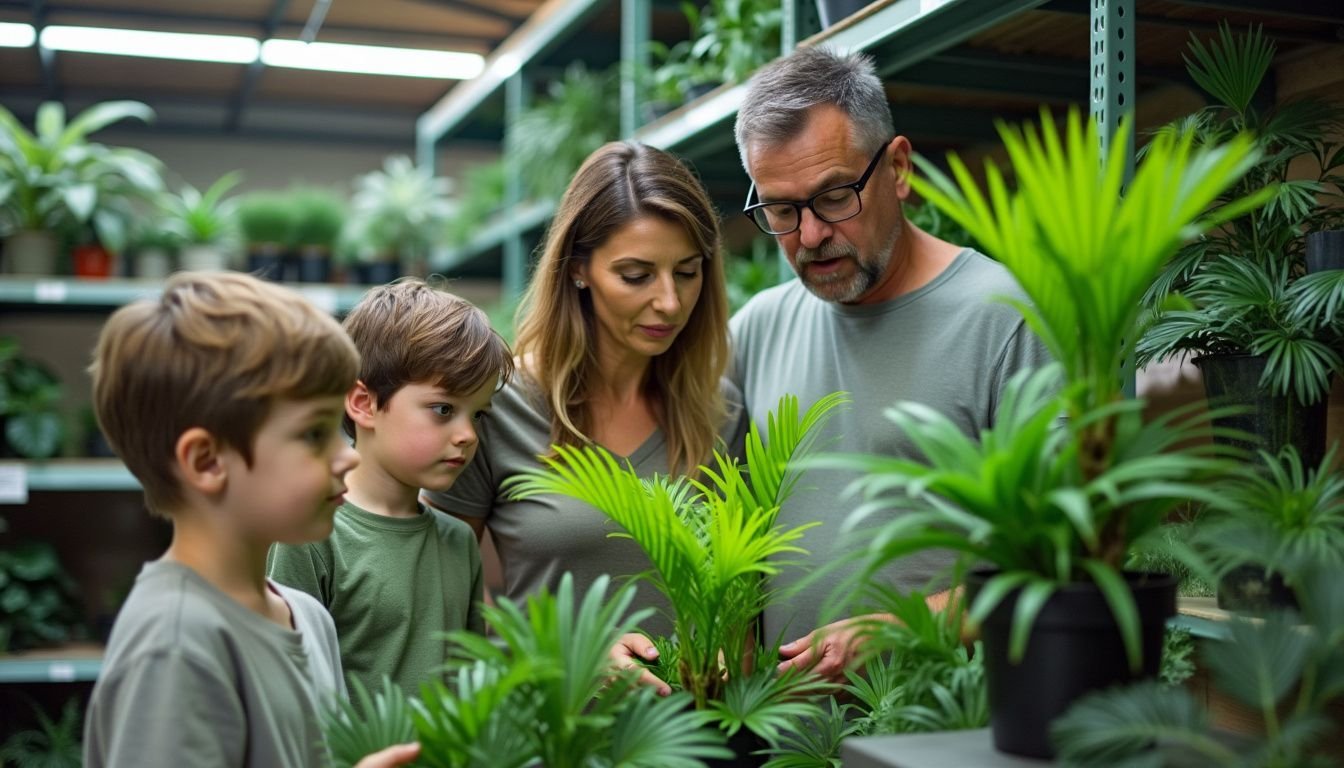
[72,243,115,279]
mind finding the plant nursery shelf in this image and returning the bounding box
[0,459,139,494]
[433,198,557,272]
[0,277,370,315]
[0,644,103,683]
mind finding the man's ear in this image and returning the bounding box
[346,380,379,430]
[175,427,227,496]
[888,135,913,200]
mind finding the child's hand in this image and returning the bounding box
[355,742,421,767]
[609,632,671,696]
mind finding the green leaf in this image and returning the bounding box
[5,411,63,459]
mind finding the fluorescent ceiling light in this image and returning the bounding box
[0,22,36,48]
[40,25,259,63]
[261,39,484,79]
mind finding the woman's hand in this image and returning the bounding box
[610,632,671,696]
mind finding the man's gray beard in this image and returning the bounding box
[796,221,900,303]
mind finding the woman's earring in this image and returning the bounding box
[574,279,586,289]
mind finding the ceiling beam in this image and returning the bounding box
[1161,0,1344,25]
[6,2,501,50]
[223,0,290,134]
[30,0,60,102]
[405,0,524,26]
[1042,0,1344,43]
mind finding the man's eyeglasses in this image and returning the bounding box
[742,140,891,236]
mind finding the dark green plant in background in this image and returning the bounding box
[0,336,64,459]
[443,160,507,248]
[287,186,346,251]
[1052,565,1344,767]
[0,697,84,768]
[684,0,782,87]
[324,575,730,768]
[506,64,620,201]
[726,239,786,313]
[235,191,295,246]
[1138,24,1344,407]
[1192,445,1344,581]
[0,541,84,653]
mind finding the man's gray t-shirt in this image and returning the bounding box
[84,560,346,768]
[730,249,1051,641]
[425,374,748,639]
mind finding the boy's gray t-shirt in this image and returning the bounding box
[425,375,748,639]
[84,560,346,768]
[730,249,1052,641]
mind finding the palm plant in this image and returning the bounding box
[834,108,1264,664]
[1191,445,1344,611]
[0,697,83,768]
[810,110,1266,756]
[324,574,730,768]
[1138,24,1344,409]
[507,394,846,739]
[0,100,161,254]
[1053,564,1344,767]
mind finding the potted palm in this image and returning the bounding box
[1052,562,1344,765]
[1137,24,1344,469]
[161,172,243,272]
[1191,444,1344,613]
[324,574,732,767]
[507,394,844,763]
[817,109,1267,758]
[0,100,161,275]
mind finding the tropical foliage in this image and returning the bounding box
[507,393,846,734]
[345,156,454,264]
[1053,564,1344,767]
[325,575,730,768]
[1193,444,1344,579]
[816,108,1265,668]
[0,336,64,459]
[0,100,162,253]
[1138,24,1344,407]
[506,64,620,201]
[159,171,242,247]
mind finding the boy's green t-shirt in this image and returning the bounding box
[267,501,484,698]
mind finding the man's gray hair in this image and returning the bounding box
[735,46,893,175]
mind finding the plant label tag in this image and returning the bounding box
[34,280,68,303]
[0,464,28,504]
[299,287,338,315]
[48,662,76,682]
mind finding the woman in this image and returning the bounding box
[424,141,745,688]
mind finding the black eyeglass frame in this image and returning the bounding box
[741,139,893,235]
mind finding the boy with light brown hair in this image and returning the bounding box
[84,271,417,768]
[268,278,513,699]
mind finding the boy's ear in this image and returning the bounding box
[346,380,379,430]
[174,427,228,495]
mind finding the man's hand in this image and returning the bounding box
[609,632,671,696]
[354,742,421,768]
[776,614,890,685]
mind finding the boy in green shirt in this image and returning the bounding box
[84,272,418,768]
[269,278,513,698]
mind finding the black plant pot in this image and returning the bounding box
[295,246,332,283]
[969,570,1176,759]
[357,261,400,285]
[816,0,870,27]
[705,727,768,768]
[246,244,286,281]
[1306,230,1344,274]
[1194,353,1328,469]
[1217,564,1299,614]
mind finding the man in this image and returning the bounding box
[730,46,1051,683]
